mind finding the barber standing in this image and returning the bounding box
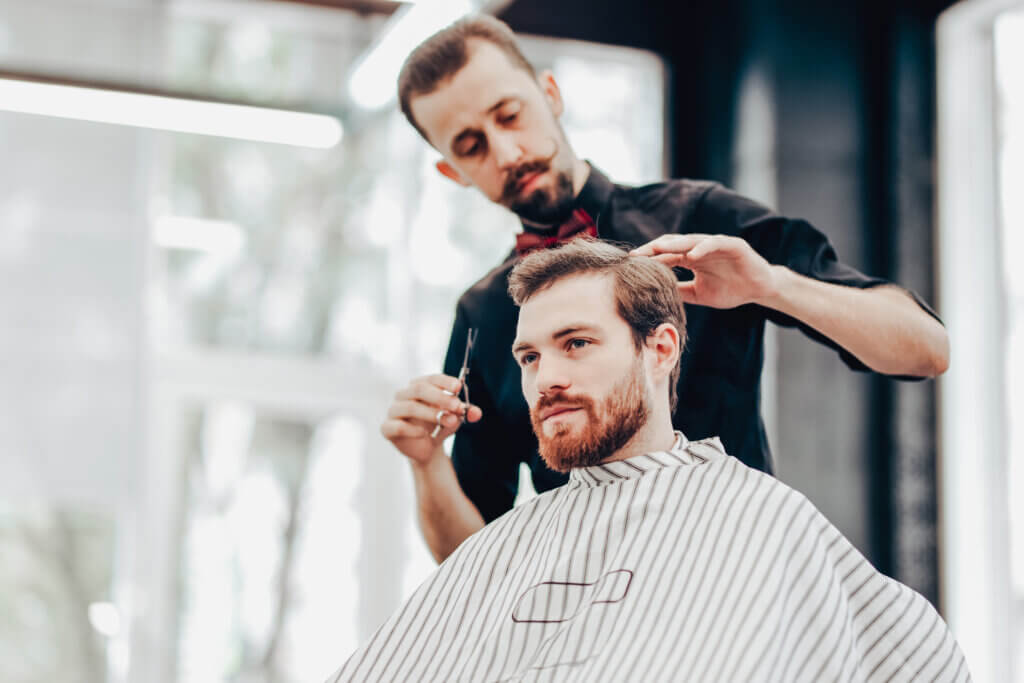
[380,15,949,562]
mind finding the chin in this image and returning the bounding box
[538,431,604,473]
[542,418,574,437]
[539,450,576,474]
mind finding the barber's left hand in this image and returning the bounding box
[631,234,779,309]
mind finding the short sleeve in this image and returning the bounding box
[444,301,521,523]
[693,183,944,374]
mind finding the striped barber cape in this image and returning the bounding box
[329,433,970,683]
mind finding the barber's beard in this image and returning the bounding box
[500,139,576,225]
[530,361,650,473]
[508,169,575,225]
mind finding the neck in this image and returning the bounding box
[570,157,590,197]
[600,411,677,464]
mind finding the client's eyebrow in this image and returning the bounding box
[552,325,597,341]
[511,339,533,355]
[511,325,600,355]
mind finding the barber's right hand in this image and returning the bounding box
[380,374,483,465]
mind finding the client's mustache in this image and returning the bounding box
[534,392,594,414]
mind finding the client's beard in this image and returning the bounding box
[530,361,650,473]
[500,140,576,225]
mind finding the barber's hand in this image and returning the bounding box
[380,374,483,465]
[631,234,779,309]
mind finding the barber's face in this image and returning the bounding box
[513,273,651,471]
[409,40,578,225]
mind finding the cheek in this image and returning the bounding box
[454,159,500,197]
[520,370,536,403]
[480,165,506,198]
[533,111,563,144]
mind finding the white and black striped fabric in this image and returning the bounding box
[329,434,970,682]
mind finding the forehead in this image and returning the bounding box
[516,273,624,341]
[409,40,541,150]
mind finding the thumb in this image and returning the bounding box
[676,281,699,304]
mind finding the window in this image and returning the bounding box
[937,3,1024,681]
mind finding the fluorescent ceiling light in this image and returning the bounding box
[348,0,476,110]
[0,78,343,149]
[153,215,246,254]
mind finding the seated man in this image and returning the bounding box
[329,240,969,683]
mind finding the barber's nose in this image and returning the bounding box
[492,132,524,170]
[535,357,570,396]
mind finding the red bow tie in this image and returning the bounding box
[515,208,598,256]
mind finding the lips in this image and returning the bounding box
[539,404,582,422]
[517,171,544,194]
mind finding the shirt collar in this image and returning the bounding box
[575,162,614,225]
[568,432,727,486]
[519,161,614,236]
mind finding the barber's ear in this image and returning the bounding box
[537,70,564,118]
[645,323,681,379]
[436,159,472,187]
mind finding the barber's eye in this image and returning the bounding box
[520,352,538,366]
[500,111,519,124]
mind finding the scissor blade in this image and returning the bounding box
[461,328,478,370]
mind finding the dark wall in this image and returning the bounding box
[500,0,953,603]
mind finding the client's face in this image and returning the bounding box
[513,273,650,472]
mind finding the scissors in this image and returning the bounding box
[431,327,478,438]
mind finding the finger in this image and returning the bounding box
[380,419,431,440]
[383,411,462,441]
[630,234,693,256]
[428,405,481,437]
[420,373,463,394]
[436,404,482,426]
[388,399,459,424]
[685,235,737,261]
[650,253,693,268]
[630,234,711,256]
[395,382,465,413]
[675,281,700,304]
[429,411,466,439]
[397,373,462,396]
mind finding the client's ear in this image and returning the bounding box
[645,323,681,382]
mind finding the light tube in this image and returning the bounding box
[348,0,475,110]
[0,77,343,149]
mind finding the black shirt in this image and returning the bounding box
[444,165,938,523]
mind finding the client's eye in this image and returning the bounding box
[569,339,590,350]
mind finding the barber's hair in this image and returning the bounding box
[508,239,687,411]
[397,15,536,141]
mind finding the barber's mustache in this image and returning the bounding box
[501,159,551,202]
[500,144,558,202]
